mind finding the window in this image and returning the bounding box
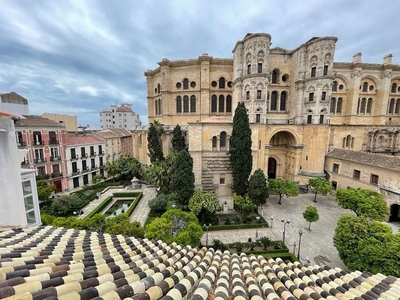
[190,95,196,112]
[389,98,395,113]
[219,77,225,89]
[311,67,316,77]
[16,131,23,146]
[220,131,227,148]
[370,174,379,185]
[176,82,182,88]
[257,63,262,73]
[366,98,372,113]
[359,98,366,113]
[309,92,314,102]
[212,136,217,150]
[307,115,312,124]
[183,78,189,90]
[82,160,87,171]
[332,81,337,92]
[211,95,217,113]
[271,91,277,110]
[247,64,251,74]
[71,148,76,159]
[256,114,260,123]
[98,145,103,154]
[391,83,397,93]
[272,69,278,84]
[22,179,40,226]
[336,98,342,113]
[33,131,42,145]
[323,65,328,76]
[362,82,368,92]
[211,81,217,87]
[321,91,326,101]
[220,174,226,184]
[219,95,224,112]
[81,147,86,157]
[49,131,57,144]
[35,149,44,162]
[319,115,324,124]
[155,99,158,115]
[353,170,360,180]
[331,181,337,190]
[330,98,336,113]
[332,163,339,173]
[280,92,287,111]
[257,90,261,99]
[190,81,196,88]
[157,83,161,94]
[183,96,189,113]
[226,95,232,113]
[246,91,250,100]
[395,99,400,114]
[50,147,59,160]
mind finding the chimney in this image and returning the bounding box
[383,54,393,65]
[353,52,362,64]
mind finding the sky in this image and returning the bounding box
[0,0,399,126]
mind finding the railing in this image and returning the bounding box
[49,139,59,145]
[71,170,80,176]
[82,167,89,173]
[70,155,78,160]
[17,141,26,147]
[51,172,63,178]
[34,158,47,163]
[50,156,61,161]
[21,160,29,166]
[90,152,96,157]
[91,166,97,171]
[33,141,45,146]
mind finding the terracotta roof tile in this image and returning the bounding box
[65,136,104,146]
[326,148,400,172]
[96,130,119,139]
[0,226,399,299]
[14,115,66,128]
[108,128,132,137]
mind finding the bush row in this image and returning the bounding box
[113,192,140,197]
[85,196,113,219]
[207,223,269,231]
[125,192,143,216]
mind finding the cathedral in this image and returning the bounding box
[132,33,400,212]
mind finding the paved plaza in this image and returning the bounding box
[201,193,353,269]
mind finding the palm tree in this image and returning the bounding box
[144,161,170,190]
[105,160,119,181]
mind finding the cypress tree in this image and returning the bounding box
[172,124,186,151]
[171,150,195,207]
[228,102,252,196]
[147,120,164,163]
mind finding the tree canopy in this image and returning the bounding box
[336,187,389,220]
[334,215,400,276]
[145,209,203,246]
[172,124,186,151]
[268,178,299,204]
[248,169,268,207]
[147,120,164,163]
[188,189,220,222]
[233,193,255,216]
[303,205,319,230]
[171,150,195,207]
[228,102,252,196]
[37,180,55,203]
[144,151,177,191]
[308,178,332,203]
[105,160,119,181]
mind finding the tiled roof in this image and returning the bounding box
[326,148,400,172]
[96,130,119,139]
[15,115,66,128]
[116,107,131,112]
[0,110,22,120]
[65,136,104,146]
[0,226,399,300]
[108,128,132,137]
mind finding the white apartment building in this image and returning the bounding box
[99,104,141,129]
[65,136,106,189]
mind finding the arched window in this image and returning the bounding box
[389,98,395,113]
[362,82,368,92]
[280,91,287,111]
[346,135,352,147]
[211,95,217,113]
[190,95,196,113]
[155,99,158,115]
[219,77,225,89]
[336,98,342,113]
[183,78,189,90]
[272,69,279,84]
[360,98,366,113]
[391,83,397,93]
[176,96,182,113]
[366,98,372,113]
[332,81,337,92]
[212,136,217,150]
[138,134,142,146]
[220,131,226,148]
[330,98,336,113]
[219,95,225,113]
[271,91,278,110]
[158,99,162,115]
[183,95,189,113]
[395,99,400,114]
[226,95,232,113]
[157,83,161,94]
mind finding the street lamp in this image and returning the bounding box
[255,216,260,239]
[203,224,211,246]
[270,216,274,228]
[281,219,290,246]
[297,229,303,260]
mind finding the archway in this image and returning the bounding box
[389,204,400,222]
[268,157,277,179]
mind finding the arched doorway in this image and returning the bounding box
[389,204,400,222]
[268,157,277,179]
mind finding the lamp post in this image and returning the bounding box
[270,216,274,228]
[204,224,211,246]
[255,216,260,239]
[281,219,290,246]
[297,229,303,260]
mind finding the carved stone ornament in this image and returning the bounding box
[381,71,392,79]
[351,70,362,78]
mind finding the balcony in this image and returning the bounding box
[17,141,26,148]
[34,158,47,164]
[91,166,97,171]
[51,172,63,178]
[50,156,61,161]
[36,174,50,180]
[70,155,78,161]
[71,170,80,176]
[49,139,59,145]
[90,152,96,157]
[99,165,104,169]
[98,151,105,156]
[33,141,45,146]
[81,167,89,173]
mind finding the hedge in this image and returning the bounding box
[85,196,113,219]
[261,252,298,262]
[125,192,143,216]
[206,223,269,231]
[113,192,140,197]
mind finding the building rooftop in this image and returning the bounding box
[96,130,119,139]
[14,115,66,129]
[65,136,104,146]
[326,148,400,172]
[0,226,399,299]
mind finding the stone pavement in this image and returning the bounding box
[201,193,352,269]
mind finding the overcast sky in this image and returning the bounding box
[1,0,399,126]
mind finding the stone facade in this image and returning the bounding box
[135,33,400,198]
